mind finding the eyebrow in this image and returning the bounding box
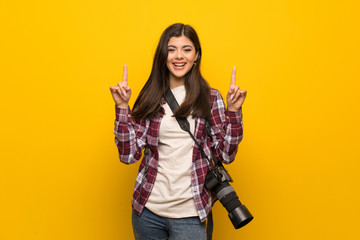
[167,45,193,48]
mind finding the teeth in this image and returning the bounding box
[174,63,185,66]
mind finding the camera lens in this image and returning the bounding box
[213,182,253,229]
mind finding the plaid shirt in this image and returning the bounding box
[113,88,243,222]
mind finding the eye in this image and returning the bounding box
[184,48,192,52]
[168,48,175,52]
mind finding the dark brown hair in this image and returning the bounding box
[132,23,211,121]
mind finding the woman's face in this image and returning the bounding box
[166,35,199,81]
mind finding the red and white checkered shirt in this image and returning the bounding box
[113,88,243,222]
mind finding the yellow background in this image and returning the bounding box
[1,0,359,239]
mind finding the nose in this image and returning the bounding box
[175,50,184,60]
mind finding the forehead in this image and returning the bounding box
[168,35,194,47]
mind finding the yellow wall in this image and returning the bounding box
[1,0,359,239]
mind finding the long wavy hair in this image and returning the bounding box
[132,23,211,121]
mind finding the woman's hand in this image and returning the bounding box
[109,63,132,109]
[226,66,247,111]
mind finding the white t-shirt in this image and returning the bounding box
[145,85,198,218]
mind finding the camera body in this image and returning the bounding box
[205,164,253,229]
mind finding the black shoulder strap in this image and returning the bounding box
[164,88,216,169]
[164,88,191,133]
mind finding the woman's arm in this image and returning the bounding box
[209,89,243,164]
[114,107,147,164]
[110,63,146,164]
[209,66,247,164]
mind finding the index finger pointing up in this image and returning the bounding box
[231,65,236,86]
[123,63,128,85]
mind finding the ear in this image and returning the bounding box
[194,52,200,63]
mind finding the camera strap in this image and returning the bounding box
[164,88,217,170]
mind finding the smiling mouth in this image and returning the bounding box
[173,63,186,68]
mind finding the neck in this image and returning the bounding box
[169,75,185,89]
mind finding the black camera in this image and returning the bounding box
[205,164,253,229]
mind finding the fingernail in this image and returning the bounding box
[230,94,234,100]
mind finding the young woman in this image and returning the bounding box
[109,23,247,240]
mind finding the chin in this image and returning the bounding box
[170,68,192,78]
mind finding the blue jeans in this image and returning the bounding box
[132,208,212,240]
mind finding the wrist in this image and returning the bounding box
[228,106,242,112]
[116,103,128,109]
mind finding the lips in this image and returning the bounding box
[173,62,186,69]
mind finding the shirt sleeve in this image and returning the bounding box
[113,106,147,164]
[209,89,243,164]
